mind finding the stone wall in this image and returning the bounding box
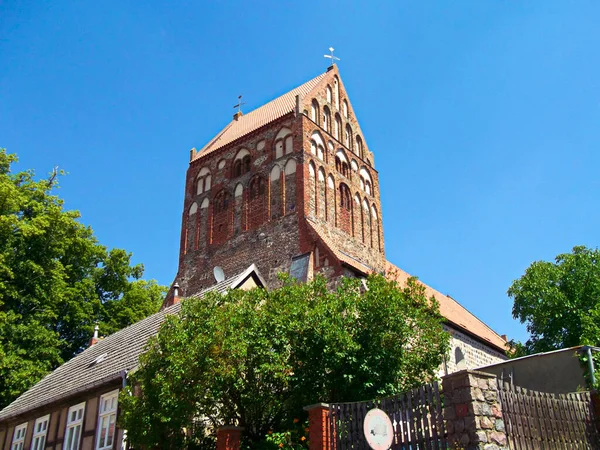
[442,370,508,450]
[442,325,507,376]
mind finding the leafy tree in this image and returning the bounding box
[0,149,166,409]
[119,274,450,449]
[508,246,600,354]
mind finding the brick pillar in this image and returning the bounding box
[303,403,332,450]
[216,426,243,450]
[442,370,508,450]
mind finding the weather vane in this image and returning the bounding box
[233,95,246,114]
[324,47,340,66]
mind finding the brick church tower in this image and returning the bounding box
[165,64,385,305]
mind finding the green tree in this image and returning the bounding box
[508,246,600,354]
[0,149,167,409]
[119,274,450,449]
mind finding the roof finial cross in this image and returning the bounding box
[324,47,340,67]
[233,95,246,114]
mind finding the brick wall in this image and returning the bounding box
[171,68,388,301]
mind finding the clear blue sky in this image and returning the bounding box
[2,1,599,344]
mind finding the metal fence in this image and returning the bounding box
[328,381,447,449]
[497,381,600,449]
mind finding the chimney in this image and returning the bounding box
[89,324,100,347]
[190,147,197,162]
[172,283,181,305]
[233,111,243,121]
[295,94,301,116]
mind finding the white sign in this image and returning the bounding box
[363,408,394,450]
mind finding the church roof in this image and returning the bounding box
[305,219,505,352]
[195,72,327,159]
[0,265,264,423]
[385,262,507,352]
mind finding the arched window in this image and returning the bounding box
[249,176,265,199]
[323,106,331,133]
[359,168,373,195]
[326,85,332,103]
[333,77,340,109]
[356,136,364,159]
[214,190,229,213]
[197,168,211,195]
[345,124,352,149]
[339,183,351,211]
[343,99,348,118]
[233,160,242,178]
[334,114,341,140]
[311,99,319,124]
[335,150,350,178]
[233,149,251,178]
[274,127,292,160]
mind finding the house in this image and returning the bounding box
[0,266,264,450]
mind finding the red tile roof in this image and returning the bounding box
[194,72,327,160]
[385,261,507,352]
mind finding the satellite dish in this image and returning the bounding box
[213,266,225,283]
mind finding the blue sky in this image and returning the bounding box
[2,1,599,344]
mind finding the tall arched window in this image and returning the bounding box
[334,114,341,140]
[311,99,319,124]
[249,176,265,199]
[323,106,331,133]
[345,124,352,149]
[343,99,348,118]
[356,136,364,160]
[197,167,211,195]
[339,183,351,211]
[333,77,340,109]
[326,85,332,103]
[214,190,229,213]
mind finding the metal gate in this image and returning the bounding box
[497,381,600,449]
[328,381,447,449]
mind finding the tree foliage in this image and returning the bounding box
[508,245,600,355]
[119,274,450,449]
[0,149,166,409]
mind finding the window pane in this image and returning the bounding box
[73,425,81,450]
[66,428,74,450]
[99,416,107,448]
[107,414,116,446]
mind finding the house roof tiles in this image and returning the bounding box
[0,265,263,422]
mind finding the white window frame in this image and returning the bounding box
[95,390,119,450]
[64,402,86,450]
[11,423,27,450]
[30,415,49,450]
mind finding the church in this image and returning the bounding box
[0,64,507,450]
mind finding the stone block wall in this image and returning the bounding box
[442,325,507,377]
[442,370,508,450]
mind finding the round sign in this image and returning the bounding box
[363,408,394,450]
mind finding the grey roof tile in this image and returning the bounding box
[0,266,261,422]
